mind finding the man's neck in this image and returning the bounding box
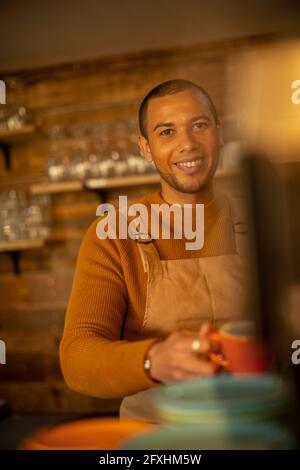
[160,181,215,206]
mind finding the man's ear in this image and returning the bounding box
[138,135,153,163]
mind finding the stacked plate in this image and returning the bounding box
[118,375,295,450]
[153,374,288,425]
[119,422,294,450]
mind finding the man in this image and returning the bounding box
[60,80,249,422]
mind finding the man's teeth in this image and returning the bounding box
[176,160,202,168]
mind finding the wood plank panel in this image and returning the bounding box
[0,382,121,414]
[0,36,270,413]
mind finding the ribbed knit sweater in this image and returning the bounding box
[59,188,235,399]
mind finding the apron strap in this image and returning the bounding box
[134,234,162,276]
[229,196,248,232]
[228,196,249,255]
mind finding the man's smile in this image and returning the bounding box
[173,157,207,174]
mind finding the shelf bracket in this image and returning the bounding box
[85,186,107,202]
[0,142,11,170]
[8,250,21,275]
[95,189,107,202]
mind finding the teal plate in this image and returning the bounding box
[154,375,288,424]
[118,422,295,450]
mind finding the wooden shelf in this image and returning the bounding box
[85,173,160,189]
[0,238,46,275]
[30,180,83,194]
[0,239,45,253]
[0,124,36,170]
[0,124,36,144]
[29,174,160,194]
[29,169,240,195]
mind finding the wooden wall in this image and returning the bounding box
[0,36,269,414]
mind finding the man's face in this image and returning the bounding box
[139,89,222,194]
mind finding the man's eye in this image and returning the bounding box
[160,129,174,136]
[194,122,208,130]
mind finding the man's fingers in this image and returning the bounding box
[177,335,210,354]
[174,357,217,378]
[199,321,211,338]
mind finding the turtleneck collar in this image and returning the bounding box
[159,183,215,207]
[148,184,223,222]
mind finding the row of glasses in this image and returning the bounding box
[47,118,157,182]
[0,190,51,243]
[0,76,34,132]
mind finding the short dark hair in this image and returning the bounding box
[139,79,218,138]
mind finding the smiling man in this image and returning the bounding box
[60,80,250,423]
[138,80,220,200]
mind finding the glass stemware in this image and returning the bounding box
[46,117,158,183]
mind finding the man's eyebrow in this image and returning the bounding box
[190,114,212,122]
[153,121,174,132]
[153,114,212,132]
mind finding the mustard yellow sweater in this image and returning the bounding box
[59,189,235,398]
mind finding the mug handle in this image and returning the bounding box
[208,332,229,369]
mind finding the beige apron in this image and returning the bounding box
[119,197,251,423]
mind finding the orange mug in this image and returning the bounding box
[209,320,271,375]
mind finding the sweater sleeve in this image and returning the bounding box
[59,218,160,399]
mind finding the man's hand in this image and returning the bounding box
[147,322,217,384]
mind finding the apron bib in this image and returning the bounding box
[119,197,251,423]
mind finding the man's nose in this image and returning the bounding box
[176,129,201,153]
